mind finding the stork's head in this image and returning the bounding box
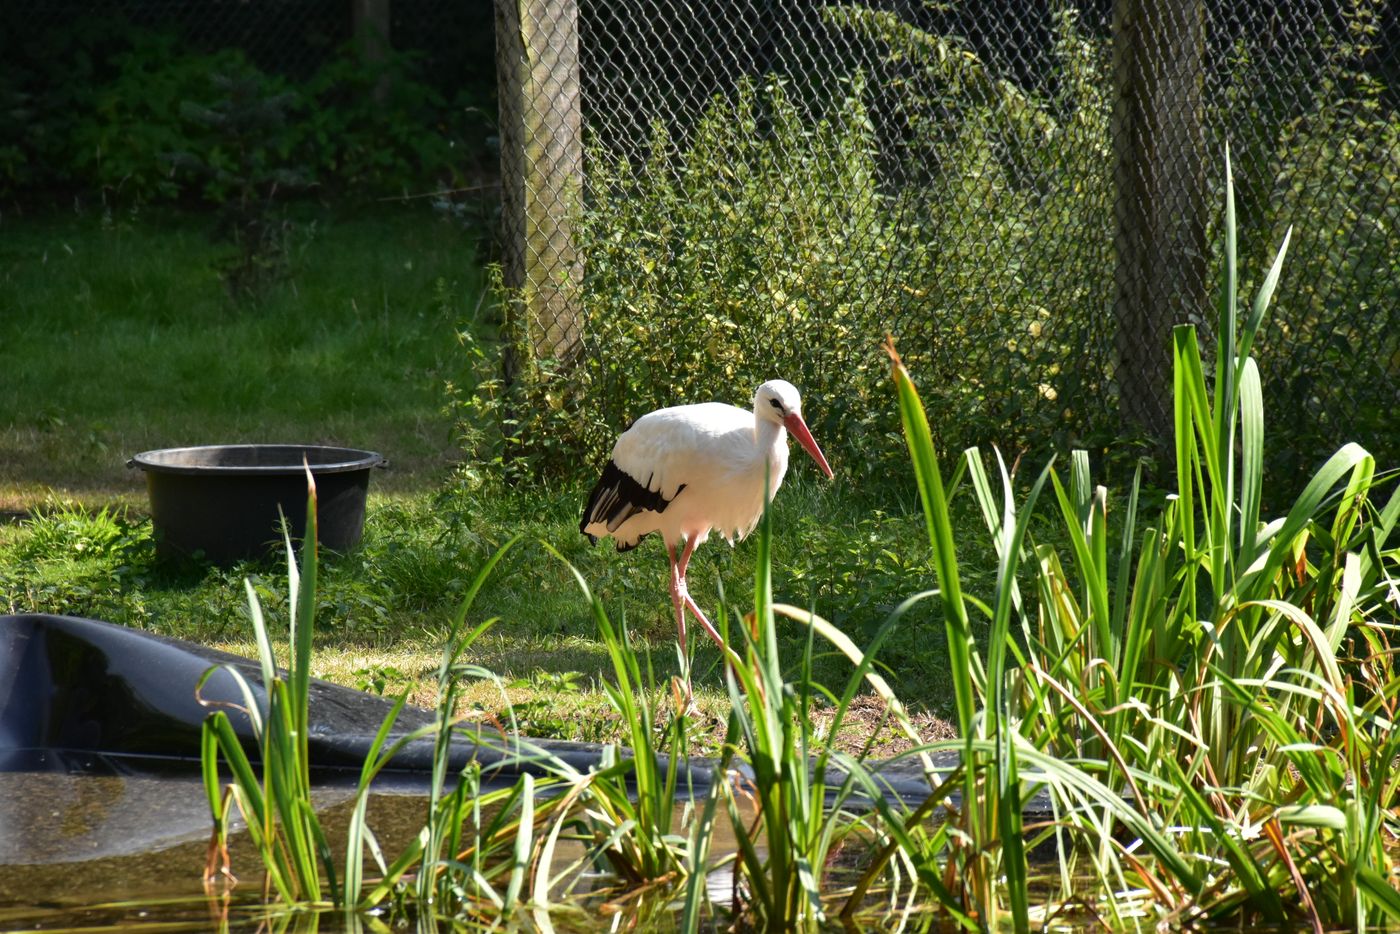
[754,380,834,478]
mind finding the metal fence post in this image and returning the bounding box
[494,0,584,374]
[1111,0,1209,443]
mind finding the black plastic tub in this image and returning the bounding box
[128,444,385,564]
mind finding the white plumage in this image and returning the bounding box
[580,380,833,663]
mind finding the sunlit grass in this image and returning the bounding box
[0,476,970,743]
[0,204,979,734]
[8,155,1398,930]
[0,206,481,496]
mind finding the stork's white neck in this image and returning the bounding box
[753,416,790,495]
[753,413,784,450]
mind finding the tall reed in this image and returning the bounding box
[1013,149,1400,927]
[201,478,554,922]
[876,148,1400,928]
[541,546,697,897]
[716,489,964,930]
[201,470,335,905]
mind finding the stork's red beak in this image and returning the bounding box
[784,412,834,478]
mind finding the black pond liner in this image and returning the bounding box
[128,444,385,564]
[0,614,961,810]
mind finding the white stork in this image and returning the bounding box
[580,379,834,666]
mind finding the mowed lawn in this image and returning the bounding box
[0,206,483,506]
[0,206,961,752]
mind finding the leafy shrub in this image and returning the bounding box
[572,75,908,466]
[166,64,317,295]
[301,42,466,193]
[475,75,914,482]
[68,34,263,203]
[167,65,307,204]
[1240,0,1400,477]
[0,14,125,194]
[473,11,1123,485]
[827,4,1120,457]
[0,17,474,206]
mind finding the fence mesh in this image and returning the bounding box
[10,0,1398,482]
[497,0,1399,482]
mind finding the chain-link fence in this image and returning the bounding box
[496,0,1400,484]
[9,1,1398,484]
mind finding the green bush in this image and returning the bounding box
[473,1,1397,491]
[71,33,265,202]
[0,15,123,194]
[0,17,473,205]
[475,10,1121,484]
[301,42,466,193]
[478,75,916,482]
[829,4,1120,458]
[1242,0,1400,477]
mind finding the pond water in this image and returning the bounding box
[1,767,360,930]
[17,762,1359,932]
[0,765,746,932]
[0,614,761,930]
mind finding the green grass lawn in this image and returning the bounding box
[0,205,482,503]
[0,205,965,751]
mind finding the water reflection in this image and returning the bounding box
[0,769,387,929]
[0,768,750,931]
[0,772,739,929]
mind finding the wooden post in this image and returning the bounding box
[351,0,392,102]
[495,0,584,372]
[351,0,391,57]
[1111,0,1208,442]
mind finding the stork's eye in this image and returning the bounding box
[769,398,783,411]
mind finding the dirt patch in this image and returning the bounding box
[456,683,956,761]
[814,693,958,759]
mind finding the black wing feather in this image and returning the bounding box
[580,459,685,548]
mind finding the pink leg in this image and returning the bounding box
[667,537,724,650]
[667,542,687,649]
[676,535,699,577]
[682,592,724,647]
[674,535,724,648]
[667,536,735,714]
[667,542,698,713]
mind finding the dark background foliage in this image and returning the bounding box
[0,1,496,206]
[5,0,1397,496]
